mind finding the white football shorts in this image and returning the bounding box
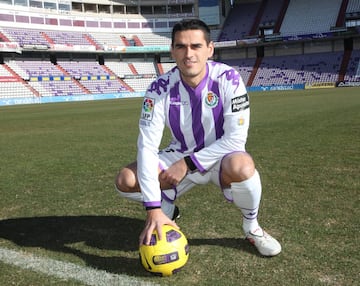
[158,148,226,203]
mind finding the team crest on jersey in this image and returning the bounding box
[204,91,219,108]
[141,97,155,121]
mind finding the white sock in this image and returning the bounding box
[230,170,262,234]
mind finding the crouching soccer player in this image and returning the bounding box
[115,18,281,257]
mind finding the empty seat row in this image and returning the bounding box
[252,52,343,86]
[1,51,359,98]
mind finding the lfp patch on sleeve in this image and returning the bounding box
[231,94,249,112]
[141,97,155,121]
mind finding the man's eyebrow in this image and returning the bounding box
[174,43,203,47]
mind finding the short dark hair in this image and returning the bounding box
[171,19,211,47]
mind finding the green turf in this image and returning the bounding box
[0,87,359,285]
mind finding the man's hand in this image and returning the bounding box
[139,208,179,246]
[159,158,188,186]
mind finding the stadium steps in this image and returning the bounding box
[128,63,138,75]
[72,79,91,94]
[2,63,40,97]
[56,64,91,94]
[247,57,263,87]
[338,49,352,81]
[118,78,134,92]
[100,64,114,76]
[132,35,143,46]
[83,34,102,50]
[249,0,268,36]
[73,78,91,94]
[120,35,130,46]
[101,64,134,92]
[274,0,290,33]
[55,64,70,77]
[41,31,54,45]
[0,31,10,42]
[157,63,164,75]
[335,0,349,27]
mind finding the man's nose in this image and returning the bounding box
[185,46,194,58]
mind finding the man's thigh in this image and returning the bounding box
[158,150,223,200]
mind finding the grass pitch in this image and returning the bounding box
[0,87,359,285]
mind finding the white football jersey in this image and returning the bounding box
[137,61,250,207]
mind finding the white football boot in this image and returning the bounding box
[246,228,282,256]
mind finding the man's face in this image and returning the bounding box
[171,29,214,88]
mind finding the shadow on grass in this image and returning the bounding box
[0,216,256,277]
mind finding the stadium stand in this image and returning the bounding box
[251,52,343,86]
[8,59,64,79]
[0,64,14,77]
[1,27,50,47]
[347,0,360,13]
[122,77,155,92]
[105,61,136,78]
[254,0,285,34]
[134,33,171,46]
[91,32,126,49]
[280,0,342,36]
[80,79,128,94]
[0,81,35,98]
[218,2,261,41]
[160,62,177,74]
[28,80,87,97]
[131,62,157,75]
[222,58,256,86]
[43,30,98,47]
[57,60,108,77]
[344,49,360,81]
[0,64,36,98]
[0,0,359,99]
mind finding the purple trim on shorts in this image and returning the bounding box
[161,187,177,203]
[190,154,205,173]
[158,161,177,203]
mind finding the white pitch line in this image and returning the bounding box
[0,247,159,286]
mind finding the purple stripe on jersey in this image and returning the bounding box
[184,64,210,152]
[169,82,187,152]
[183,82,205,152]
[209,80,224,139]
